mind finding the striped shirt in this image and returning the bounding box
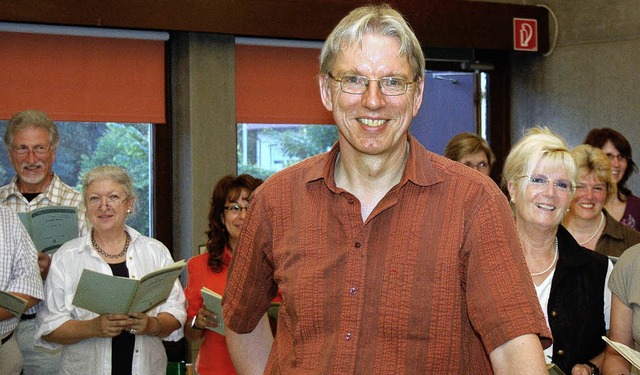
[223,135,551,374]
[0,204,44,335]
[0,173,87,236]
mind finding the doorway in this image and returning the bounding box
[409,70,488,156]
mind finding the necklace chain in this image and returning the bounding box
[91,230,131,259]
[578,212,605,246]
[530,237,558,277]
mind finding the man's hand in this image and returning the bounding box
[37,251,51,279]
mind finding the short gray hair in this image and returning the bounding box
[4,110,59,150]
[319,4,425,81]
[82,165,136,205]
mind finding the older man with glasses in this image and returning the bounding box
[0,109,86,375]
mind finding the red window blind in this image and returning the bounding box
[235,44,334,125]
[0,32,165,123]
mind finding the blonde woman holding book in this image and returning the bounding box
[35,165,186,375]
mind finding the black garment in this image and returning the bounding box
[22,192,40,202]
[549,225,609,374]
[109,261,135,375]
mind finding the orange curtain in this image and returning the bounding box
[0,32,165,123]
[235,44,333,125]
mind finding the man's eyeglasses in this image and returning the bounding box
[519,175,574,193]
[11,145,51,156]
[224,205,249,213]
[87,194,128,207]
[328,73,415,96]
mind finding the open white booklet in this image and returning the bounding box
[603,336,640,370]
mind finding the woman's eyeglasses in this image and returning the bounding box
[87,194,128,207]
[224,205,249,213]
[519,175,574,193]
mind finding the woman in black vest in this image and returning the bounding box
[503,127,613,375]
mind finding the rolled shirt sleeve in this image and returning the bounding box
[0,206,44,335]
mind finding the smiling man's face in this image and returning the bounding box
[9,126,56,193]
[319,33,423,159]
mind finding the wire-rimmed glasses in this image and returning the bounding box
[328,73,415,96]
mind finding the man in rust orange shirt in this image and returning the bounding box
[223,4,552,374]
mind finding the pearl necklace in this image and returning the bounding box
[91,230,131,259]
[578,212,605,246]
[530,237,558,277]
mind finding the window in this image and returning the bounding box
[237,123,338,179]
[235,41,337,179]
[0,27,166,239]
[0,121,153,236]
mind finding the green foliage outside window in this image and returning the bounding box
[237,124,338,180]
[0,121,151,235]
[76,123,150,234]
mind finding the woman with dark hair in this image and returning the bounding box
[585,128,640,231]
[184,174,275,374]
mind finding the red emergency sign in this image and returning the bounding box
[513,18,538,51]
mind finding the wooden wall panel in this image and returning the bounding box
[0,0,549,53]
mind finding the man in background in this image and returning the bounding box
[0,204,44,375]
[0,109,86,375]
[223,4,551,374]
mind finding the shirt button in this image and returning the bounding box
[550,310,558,318]
[345,332,352,341]
[557,349,565,356]
[354,242,361,248]
[349,288,357,295]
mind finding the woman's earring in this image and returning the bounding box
[127,209,131,214]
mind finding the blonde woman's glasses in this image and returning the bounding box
[519,175,573,193]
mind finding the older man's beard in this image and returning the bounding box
[19,162,47,185]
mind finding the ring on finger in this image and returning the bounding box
[130,328,137,334]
